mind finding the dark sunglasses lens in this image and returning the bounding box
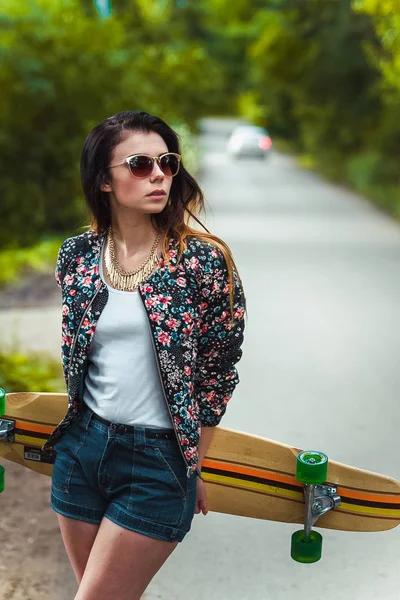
[128,156,153,177]
[160,154,180,176]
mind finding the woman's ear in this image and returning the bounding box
[101,181,112,192]
[100,172,112,192]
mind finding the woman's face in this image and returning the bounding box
[102,130,172,216]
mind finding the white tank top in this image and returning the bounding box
[83,244,172,428]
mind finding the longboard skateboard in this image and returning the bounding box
[1,389,399,563]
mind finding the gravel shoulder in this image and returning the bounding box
[0,271,60,310]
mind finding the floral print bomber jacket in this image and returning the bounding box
[42,230,245,475]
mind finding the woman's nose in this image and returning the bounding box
[150,160,165,179]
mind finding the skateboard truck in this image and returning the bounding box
[303,483,341,539]
[0,419,14,443]
[291,451,341,564]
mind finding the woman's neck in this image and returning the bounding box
[110,214,158,259]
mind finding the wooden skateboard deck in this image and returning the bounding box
[1,392,399,534]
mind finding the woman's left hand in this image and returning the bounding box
[195,477,208,515]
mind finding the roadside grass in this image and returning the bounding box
[0,236,64,289]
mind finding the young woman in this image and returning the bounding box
[44,110,246,600]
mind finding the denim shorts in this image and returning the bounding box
[50,406,198,543]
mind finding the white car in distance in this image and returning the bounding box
[227,125,272,159]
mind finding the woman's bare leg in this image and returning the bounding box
[57,514,100,584]
[74,517,179,600]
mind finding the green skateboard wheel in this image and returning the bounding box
[0,465,4,493]
[296,451,328,484]
[0,388,5,416]
[291,529,323,563]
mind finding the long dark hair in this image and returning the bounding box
[80,110,244,318]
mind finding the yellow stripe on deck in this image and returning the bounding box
[340,502,400,519]
[15,434,47,447]
[202,471,304,502]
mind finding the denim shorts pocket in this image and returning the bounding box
[52,451,76,494]
[152,446,187,498]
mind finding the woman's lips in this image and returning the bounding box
[146,190,166,197]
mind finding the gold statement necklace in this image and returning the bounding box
[105,227,161,291]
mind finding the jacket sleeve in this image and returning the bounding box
[55,239,69,288]
[194,247,246,427]
[54,238,75,385]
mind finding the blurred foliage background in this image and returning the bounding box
[1,0,399,253]
[0,350,66,392]
[0,0,400,388]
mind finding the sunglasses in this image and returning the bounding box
[108,152,181,179]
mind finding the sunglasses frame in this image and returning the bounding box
[108,152,181,178]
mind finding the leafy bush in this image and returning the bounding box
[0,236,64,287]
[345,151,384,190]
[0,0,218,249]
[365,184,400,217]
[0,350,65,393]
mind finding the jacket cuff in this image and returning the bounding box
[199,411,225,427]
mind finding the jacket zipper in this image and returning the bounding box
[138,289,192,478]
[43,285,103,449]
[68,284,103,386]
[68,236,107,381]
[48,244,108,446]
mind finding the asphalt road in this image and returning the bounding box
[1,117,400,599]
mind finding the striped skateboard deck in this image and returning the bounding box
[1,391,399,533]
[203,429,400,532]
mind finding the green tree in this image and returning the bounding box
[352,0,400,212]
[0,0,220,248]
[247,1,381,154]
[355,0,400,96]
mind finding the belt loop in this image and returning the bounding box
[133,426,146,451]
